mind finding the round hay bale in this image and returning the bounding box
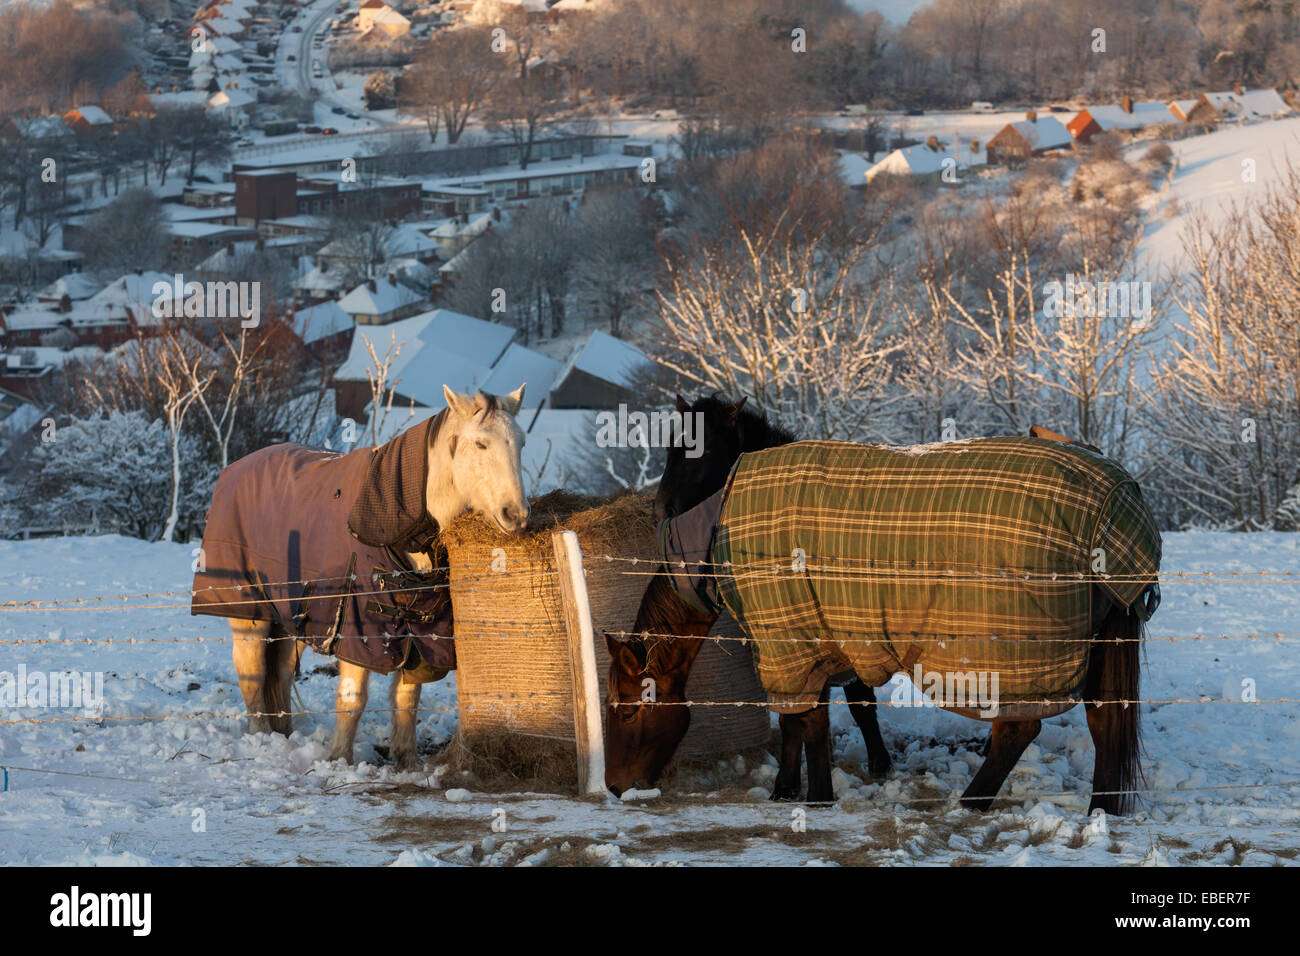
[443,491,770,759]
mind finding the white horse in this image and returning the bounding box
[227,384,529,770]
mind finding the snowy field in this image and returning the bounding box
[1,532,1297,867]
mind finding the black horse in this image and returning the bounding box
[609,393,1153,812]
[654,394,892,791]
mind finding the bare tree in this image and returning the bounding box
[402,25,501,144]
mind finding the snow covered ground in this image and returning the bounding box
[1137,116,1300,275]
[1,532,1297,866]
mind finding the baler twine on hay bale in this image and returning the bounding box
[442,490,770,784]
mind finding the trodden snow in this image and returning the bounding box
[0,532,1296,866]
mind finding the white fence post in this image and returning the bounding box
[551,530,606,796]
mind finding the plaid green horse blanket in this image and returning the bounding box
[660,438,1162,717]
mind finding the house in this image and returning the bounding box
[208,86,256,128]
[1167,97,1219,127]
[36,273,106,307]
[315,224,440,275]
[548,330,651,409]
[291,299,355,356]
[336,275,427,325]
[1068,98,1177,144]
[985,113,1072,165]
[357,0,411,37]
[1202,88,1292,121]
[2,116,75,143]
[864,136,987,185]
[62,105,115,137]
[332,307,517,418]
[837,151,873,189]
[165,222,260,271]
[0,306,130,350]
[423,152,644,203]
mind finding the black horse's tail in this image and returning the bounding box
[1085,603,1145,814]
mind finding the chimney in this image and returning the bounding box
[492,206,501,221]
[226,241,235,256]
[926,135,939,150]
[1121,94,1133,113]
[1026,110,1037,122]
[255,237,264,252]
[60,292,72,313]
[1233,82,1244,96]
[1285,89,1297,108]
[367,278,377,293]
[970,138,980,154]
[387,271,396,286]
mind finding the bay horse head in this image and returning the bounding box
[610,392,793,796]
[654,393,794,522]
[431,384,530,534]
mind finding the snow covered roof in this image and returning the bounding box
[554,330,650,391]
[335,308,517,408]
[482,343,561,408]
[370,7,410,25]
[318,225,437,261]
[151,91,207,109]
[1085,101,1176,130]
[67,105,112,126]
[208,88,256,110]
[1237,89,1290,118]
[38,272,106,302]
[4,345,103,370]
[999,115,1071,150]
[865,139,986,182]
[337,276,426,317]
[293,300,355,346]
[1203,91,1241,113]
[72,271,175,325]
[9,116,73,140]
[837,151,872,187]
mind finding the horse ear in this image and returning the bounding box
[443,385,473,419]
[727,396,747,424]
[605,634,642,674]
[499,382,526,417]
[675,393,690,414]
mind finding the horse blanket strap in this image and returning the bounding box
[706,438,1162,716]
[190,413,456,676]
[657,486,728,617]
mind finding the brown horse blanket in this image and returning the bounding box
[660,437,1162,716]
[191,412,455,676]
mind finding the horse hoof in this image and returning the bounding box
[247,717,271,735]
[770,788,801,802]
[868,755,892,777]
[959,795,995,812]
[393,754,419,772]
[328,749,353,764]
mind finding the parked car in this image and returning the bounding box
[304,125,322,133]
[971,101,995,113]
[651,108,680,121]
[1049,105,1071,113]
[839,104,869,116]
[331,106,345,115]
[905,108,925,116]
[321,127,339,135]
[287,54,296,61]
[291,25,302,32]
[346,112,360,120]
[235,137,253,147]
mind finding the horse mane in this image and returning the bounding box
[695,393,796,450]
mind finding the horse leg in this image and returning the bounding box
[960,719,1041,811]
[803,684,835,803]
[389,674,422,771]
[1086,602,1144,815]
[264,624,299,736]
[842,678,891,776]
[772,711,806,801]
[328,660,371,764]
[230,618,275,735]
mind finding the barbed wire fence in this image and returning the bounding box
[2,532,1298,807]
